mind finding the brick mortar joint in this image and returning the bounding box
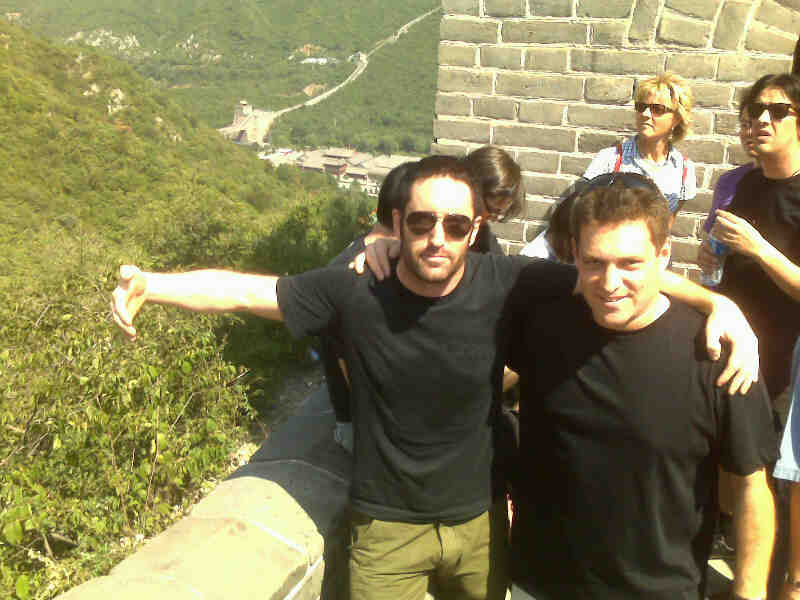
[661,9,717,25]
[440,45,793,58]
[443,14,503,23]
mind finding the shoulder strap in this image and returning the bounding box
[614,142,623,173]
[674,155,689,214]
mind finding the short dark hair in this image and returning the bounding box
[571,182,670,251]
[743,73,800,116]
[401,155,484,217]
[546,188,578,263]
[376,161,415,228]
[464,146,524,221]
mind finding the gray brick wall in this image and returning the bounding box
[433,0,797,275]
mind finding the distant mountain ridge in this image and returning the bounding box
[0,0,439,126]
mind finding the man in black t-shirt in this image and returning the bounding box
[504,178,777,600]
[111,156,571,600]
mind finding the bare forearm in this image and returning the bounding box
[145,270,283,320]
[364,223,397,246]
[753,241,800,302]
[661,270,716,314]
[732,469,775,598]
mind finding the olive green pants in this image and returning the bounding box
[348,502,508,600]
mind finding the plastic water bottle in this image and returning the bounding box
[700,234,730,287]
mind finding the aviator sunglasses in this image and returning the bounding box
[405,211,475,240]
[748,102,796,121]
[634,102,673,117]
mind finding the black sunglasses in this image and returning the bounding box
[634,102,673,117]
[748,102,796,121]
[405,211,475,240]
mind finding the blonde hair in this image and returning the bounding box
[634,72,693,143]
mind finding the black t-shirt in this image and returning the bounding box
[277,254,576,522]
[503,290,778,600]
[718,170,800,397]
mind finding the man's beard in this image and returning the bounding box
[399,240,467,286]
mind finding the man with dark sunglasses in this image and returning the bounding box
[502,177,777,600]
[111,156,555,600]
[703,73,800,599]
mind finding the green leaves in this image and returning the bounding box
[0,15,386,598]
[3,520,23,545]
[15,574,30,600]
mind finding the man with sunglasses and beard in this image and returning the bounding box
[112,156,760,600]
[111,156,572,600]
[501,174,777,600]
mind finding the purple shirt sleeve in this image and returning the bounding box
[703,164,755,233]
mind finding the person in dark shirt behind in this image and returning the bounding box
[503,173,777,600]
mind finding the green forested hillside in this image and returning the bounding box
[0,20,371,599]
[0,0,439,126]
[269,10,439,154]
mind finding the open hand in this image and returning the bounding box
[111,265,148,341]
[705,296,759,394]
[350,238,400,280]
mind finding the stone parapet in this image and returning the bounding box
[56,386,352,600]
[433,0,797,275]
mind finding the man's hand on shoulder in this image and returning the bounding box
[350,237,400,280]
[111,265,148,341]
[705,295,759,395]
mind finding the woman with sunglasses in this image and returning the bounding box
[583,72,696,220]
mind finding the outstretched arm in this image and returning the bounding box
[111,265,282,341]
[661,270,758,394]
[730,467,775,599]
